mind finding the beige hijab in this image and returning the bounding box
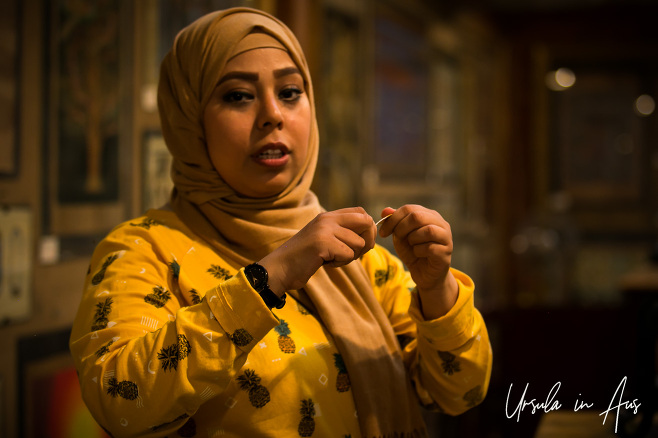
[158,8,426,437]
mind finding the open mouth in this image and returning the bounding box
[252,143,290,166]
[257,148,286,159]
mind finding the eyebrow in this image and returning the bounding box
[217,67,303,85]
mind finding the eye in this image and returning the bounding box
[222,91,253,104]
[279,87,303,102]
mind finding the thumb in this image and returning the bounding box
[380,207,396,218]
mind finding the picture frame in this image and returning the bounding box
[43,0,131,238]
[0,205,33,324]
[18,328,110,438]
[142,130,173,211]
[552,69,645,205]
[0,0,21,177]
[315,4,363,210]
[372,5,430,180]
[548,64,653,236]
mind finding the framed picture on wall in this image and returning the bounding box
[142,131,173,211]
[0,206,33,324]
[315,5,363,210]
[0,0,20,177]
[43,0,131,239]
[18,328,110,438]
[549,65,653,235]
[372,5,430,180]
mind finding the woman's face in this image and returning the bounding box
[203,48,311,198]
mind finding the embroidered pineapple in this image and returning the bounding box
[438,351,461,375]
[275,320,296,353]
[95,339,115,358]
[464,385,483,408]
[237,369,270,408]
[333,353,350,392]
[129,218,158,229]
[170,260,180,280]
[92,297,113,331]
[207,265,231,281]
[157,334,191,372]
[107,376,139,400]
[374,266,392,287]
[230,328,253,347]
[189,288,202,305]
[298,399,316,437]
[144,285,171,308]
[91,254,119,285]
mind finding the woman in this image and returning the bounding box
[70,7,492,437]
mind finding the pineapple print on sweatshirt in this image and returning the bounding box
[230,328,254,347]
[144,285,171,308]
[91,254,119,285]
[107,377,139,401]
[91,297,113,331]
[333,353,350,392]
[237,369,270,408]
[207,264,231,281]
[157,334,192,372]
[374,265,392,287]
[169,260,180,281]
[298,399,316,437]
[275,320,296,353]
[438,350,462,376]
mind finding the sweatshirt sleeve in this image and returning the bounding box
[69,219,279,436]
[361,245,493,415]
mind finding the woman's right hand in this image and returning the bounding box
[258,207,376,295]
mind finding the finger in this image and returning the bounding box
[335,226,374,259]
[330,209,375,235]
[391,208,447,242]
[412,242,452,260]
[378,208,403,238]
[320,227,368,265]
[381,207,396,218]
[406,224,452,248]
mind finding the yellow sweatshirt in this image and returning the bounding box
[69,209,492,437]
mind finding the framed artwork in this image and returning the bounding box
[157,0,255,63]
[0,0,20,177]
[315,6,362,210]
[18,328,110,438]
[552,69,645,204]
[372,6,430,179]
[142,131,173,211]
[43,0,130,238]
[0,206,33,324]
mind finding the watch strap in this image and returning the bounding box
[245,263,286,309]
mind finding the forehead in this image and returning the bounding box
[222,48,299,74]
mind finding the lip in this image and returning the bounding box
[251,142,290,168]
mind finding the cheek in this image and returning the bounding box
[206,116,249,160]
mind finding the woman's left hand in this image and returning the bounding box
[378,205,459,319]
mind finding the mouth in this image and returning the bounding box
[252,143,290,167]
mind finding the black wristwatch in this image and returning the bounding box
[244,263,286,309]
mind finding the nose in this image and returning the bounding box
[258,94,283,129]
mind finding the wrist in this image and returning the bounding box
[244,263,286,309]
[417,271,459,320]
[257,256,286,296]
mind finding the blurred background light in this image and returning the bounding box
[545,67,576,91]
[634,94,655,116]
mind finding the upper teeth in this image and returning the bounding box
[259,149,283,158]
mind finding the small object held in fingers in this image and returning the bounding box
[375,214,392,229]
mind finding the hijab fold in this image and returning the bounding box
[158,8,426,437]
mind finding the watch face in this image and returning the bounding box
[246,263,268,290]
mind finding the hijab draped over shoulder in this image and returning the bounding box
[158,8,426,437]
